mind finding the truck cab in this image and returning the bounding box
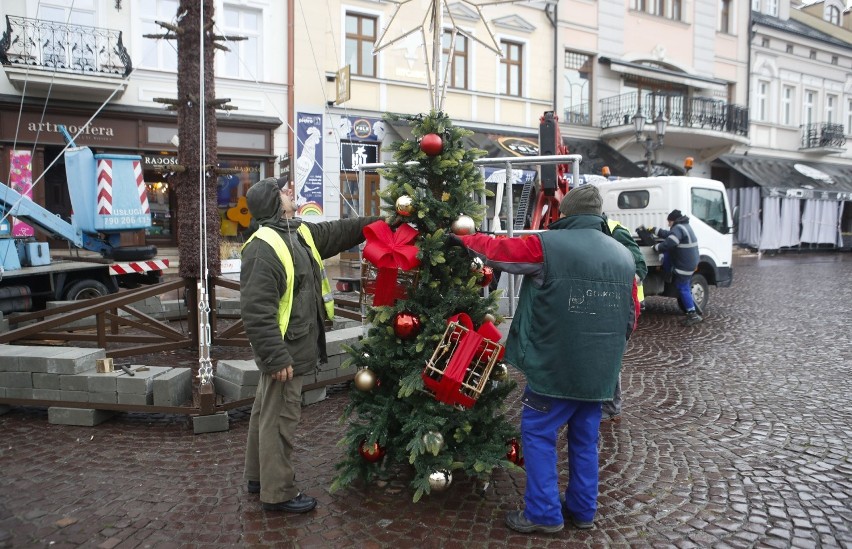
[593,176,734,312]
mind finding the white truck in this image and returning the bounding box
[593,176,734,312]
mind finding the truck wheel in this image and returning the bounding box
[64,279,110,301]
[678,273,709,314]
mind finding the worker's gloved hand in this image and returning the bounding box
[648,226,656,234]
[445,234,466,248]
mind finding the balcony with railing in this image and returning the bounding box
[799,122,847,154]
[563,103,591,126]
[0,15,131,98]
[599,91,749,150]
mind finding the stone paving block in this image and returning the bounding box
[216,360,261,386]
[88,392,117,404]
[60,390,89,402]
[32,373,61,390]
[0,345,24,371]
[60,373,91,392]
[192,412,229,434]
[318,354,343,372]
[315,367,342,384]
[325,326,362,356]
[48,407,114,427]
[213,376,257,401]
[0,318,8,333]
[6,388,33,399]
[16,346,78,373]
[128,296,164,315]
[32,389,61,401]
[46,348,105,375]
[301,387,326,406]
[88,371,125,393]
[118,393,153,405]
[116,366,171,395]
[0,371,32,388]
[152,368,192,407]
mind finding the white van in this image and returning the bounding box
[593,176,734,312]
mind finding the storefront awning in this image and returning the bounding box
[599,57,729,93]
[719,154,852,201]
[386,121,643,178]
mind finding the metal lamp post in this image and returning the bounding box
[632,109,668,176]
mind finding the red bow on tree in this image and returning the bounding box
[362,220,420,306]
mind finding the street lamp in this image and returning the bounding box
[632,109,668,176]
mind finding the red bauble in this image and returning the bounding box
[393,311,421,340]
[479,266,494,287]
[420,133,443,156]
[506,439,522,465]
[359,440,386,463]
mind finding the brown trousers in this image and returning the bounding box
[244,373,303,504]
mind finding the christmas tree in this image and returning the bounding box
[332,111,520,502]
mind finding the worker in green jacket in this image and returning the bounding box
[240,177,379,513]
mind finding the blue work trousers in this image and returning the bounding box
[663,253,696,311]
[520,389,602,526]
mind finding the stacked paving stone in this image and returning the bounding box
[0,345,193,426]
[213,325,363,406]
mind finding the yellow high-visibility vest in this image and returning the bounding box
[242,225,334,337]
[608,219,645,302]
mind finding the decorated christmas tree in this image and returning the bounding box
[332,111,521,501]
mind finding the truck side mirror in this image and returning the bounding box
[729,205,739,235]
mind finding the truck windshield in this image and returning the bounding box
[691,188,728,233]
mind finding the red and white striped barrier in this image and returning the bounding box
[109,259,170,276]
[96,159,113,215]
[133,160,151,214]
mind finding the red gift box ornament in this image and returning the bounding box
[422,313,504,409]
[362,220,421,307]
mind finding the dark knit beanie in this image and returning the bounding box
[667,209,682,222]
[559,185,603,217]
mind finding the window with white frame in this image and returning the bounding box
[781,85,794,126]
[826,94,837,123]
[651,0,664,16]
[221,4,261,79]
[752,0,760,10]
[767,0,778,16]
[720,0,732,33]
[846,98,852,134]
[672,0,682,20]
[139,0,179,71]
[756,80,769,121]
[442,31,468,89]
[803,90,816,126]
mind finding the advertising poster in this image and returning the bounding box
[295,112,324,216]
[8,150,34,237]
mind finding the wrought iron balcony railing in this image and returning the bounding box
[563,103,591,126]
[800,122,847,149]
[599,91,749,137]
[0,15,131,77]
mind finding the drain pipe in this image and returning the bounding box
[546,2,558,113]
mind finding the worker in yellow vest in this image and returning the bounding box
[602,216,647,421]
[241,177,379,513]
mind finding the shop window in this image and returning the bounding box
[217,159,263,244]
[145,179,172,238]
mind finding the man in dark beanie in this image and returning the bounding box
[649,209,701,325]
[240,177,379,513]
[446,184,638,533]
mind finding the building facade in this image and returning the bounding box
[0,0,288,248]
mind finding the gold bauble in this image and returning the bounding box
[395,195,414,216]
[451,214,476,236]
[428,469,453,492]
[422,431,445,453]
[354,368,377,391]
[491,363,509,383]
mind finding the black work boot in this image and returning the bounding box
[682,310,703,326]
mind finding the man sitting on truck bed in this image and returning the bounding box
[647,210,702,326]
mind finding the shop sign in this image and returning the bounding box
[341,142,378,172]
[0,111,137,147]
[143,155,178,168]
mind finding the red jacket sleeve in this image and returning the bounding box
[458,233,544,277]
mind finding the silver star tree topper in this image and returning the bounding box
[373,0,531,111]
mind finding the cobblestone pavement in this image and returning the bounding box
[1,252,851,548]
